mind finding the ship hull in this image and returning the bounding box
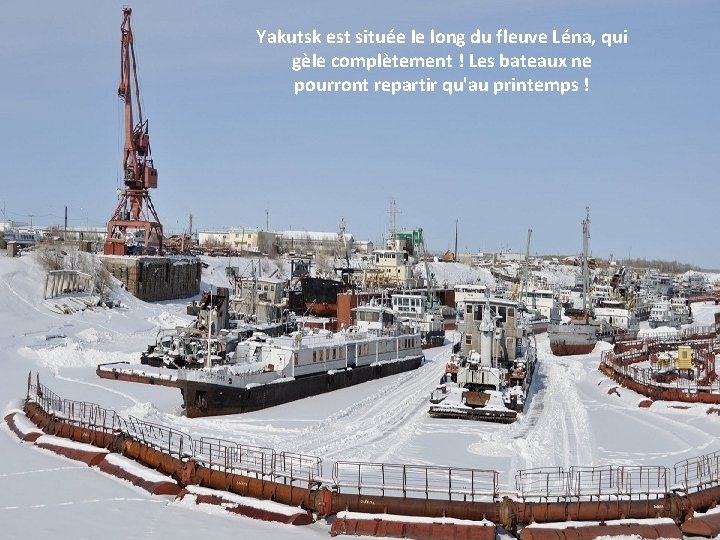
[549,340,596,356]
[179,354,424,418]
[548,321,598,356]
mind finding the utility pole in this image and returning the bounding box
[454,219,458,262]
[265,209,269,231]
[64,206,67,241]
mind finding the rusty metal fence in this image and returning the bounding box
[517,465,668,501]
[27,373,124,434]
[23,372,720,502]
[25,373,322,485]
[673,451,720,494]
[332,461,499,501]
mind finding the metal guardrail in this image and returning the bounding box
[516,467,568,500]
[27,375,124,433]
[23,372,720,503]
[673,451,720,493]
[123,415,193,459]
[333,461,498,501]
[25,373,322,485]
[517,465,668,500]
[193,437,274,477]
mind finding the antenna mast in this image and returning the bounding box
[582,207,591,313]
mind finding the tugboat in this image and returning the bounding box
[428,294,536,423]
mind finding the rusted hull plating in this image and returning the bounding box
[549,341,596,356]
[96,364,178,388]
[330,512,496,540]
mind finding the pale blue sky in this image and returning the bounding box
[1,1,717,267]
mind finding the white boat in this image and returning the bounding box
[391,292,445,347]
[177,322,425,418]
[648,298,681,329]
[670,296,693,325]
[593,299,640,335]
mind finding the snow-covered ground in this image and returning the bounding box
[2,251,720,539]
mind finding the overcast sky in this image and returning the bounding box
[1,0,717,267]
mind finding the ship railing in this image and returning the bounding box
[273,451,323,486]
[26,374,123,433]
[332,461,499,501]
[515,467,568,501]
[193,437,273,478]
[342,331,371,342]
[673,451,720,494]
[123,415,193,459]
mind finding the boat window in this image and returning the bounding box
[313,351,317,363]
[466,304,472,314]
[466,335,472,345]
[508,307,515,318]
[333,348,337,359]
[498,306,507,322]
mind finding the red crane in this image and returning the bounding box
[104,7,163,256]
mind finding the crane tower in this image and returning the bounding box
[104,7,163,256]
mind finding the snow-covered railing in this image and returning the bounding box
[518,465,668,500]
[516,467,568,500]
[26,374,123,433]
[673,451,720,494]
[274,451,323,485]
[193,437,274,478]
[123,415,193,459]
[191,438,321,484]
[615,465,668,497]
[332,461,498,501]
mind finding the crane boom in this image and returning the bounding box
[104,7,164,256]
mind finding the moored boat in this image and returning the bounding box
[549,208,605,356]
[428,293,536,422]
[177,322,424,418]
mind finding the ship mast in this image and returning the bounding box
[581,207,590,314]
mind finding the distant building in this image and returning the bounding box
[198,227,277,254]
[275,230,354,257]
[353,240,374,255]
[196,227,373,258]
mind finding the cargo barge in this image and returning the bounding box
[177,328,424,418]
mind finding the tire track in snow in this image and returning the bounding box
[275,345,451,462]
[157,344,452,457]
[469,349,595,484]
